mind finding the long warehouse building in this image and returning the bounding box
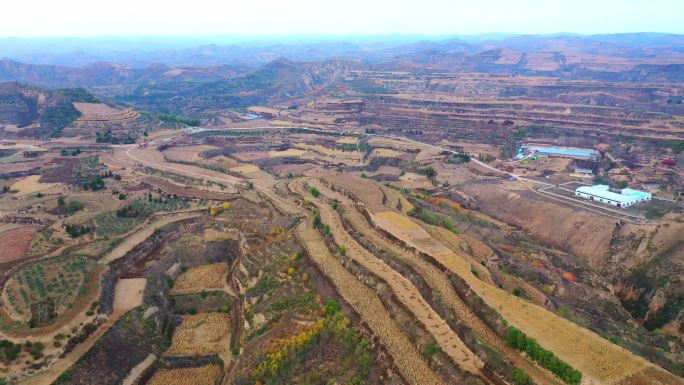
[575,185,651,208]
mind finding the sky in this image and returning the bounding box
[1,0,683,37]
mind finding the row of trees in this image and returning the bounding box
[506,326,582,385]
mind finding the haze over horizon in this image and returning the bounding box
[2,0,684,38]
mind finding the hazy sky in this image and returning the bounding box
[1,0,683,37]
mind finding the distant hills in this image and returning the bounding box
[0,82,99,137]
[1,33,683,89]
[1,33,683,69]
[1,32,683,120]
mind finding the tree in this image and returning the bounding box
[418,167,436,179]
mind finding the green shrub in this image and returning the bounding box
[65,200,84,214]
[512,368,533,385]
[324,299,341,316]
[426,342,441,356]
[418,210,439,225]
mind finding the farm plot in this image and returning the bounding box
[3,255,96,323]
[147,364,222,385]
[367,137,423,151]
[321,171,386,211]
[336,137,358,145]
[94,212,144,237]
[113,278,147,312]
[230,164,261,174]
[10,175,62,196]
[368,148,404,159]
[162,145,219,163]
[0,225,40,263]
[171,263,228,294]
[231,151,270,162]
[268,148,306,158]
[295,143,363,161]
[95,197,189,237]
[166,313,231,356]
[374,211,453,256]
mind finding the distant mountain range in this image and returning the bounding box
[1,33,683,69]
[0,33,683,122]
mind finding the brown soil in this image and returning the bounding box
[0,225,40,263]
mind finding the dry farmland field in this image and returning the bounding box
[10,175,62,196]
[0,225,40,263]
[170,263,229,294]
[147,365,222,385]
[167,313,231,356]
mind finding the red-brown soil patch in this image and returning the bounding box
[39,158,79,183]
[0,225,39,263]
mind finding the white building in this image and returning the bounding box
[575,185,651,208]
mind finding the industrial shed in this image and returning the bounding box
[575,185,651,208]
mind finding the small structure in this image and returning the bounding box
[30,299,56,327]
[573,159,597,177]
[575,185,651,208]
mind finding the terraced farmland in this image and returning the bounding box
[261,186,444,385]
[371,204,669,385]
[290,177,484,376]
